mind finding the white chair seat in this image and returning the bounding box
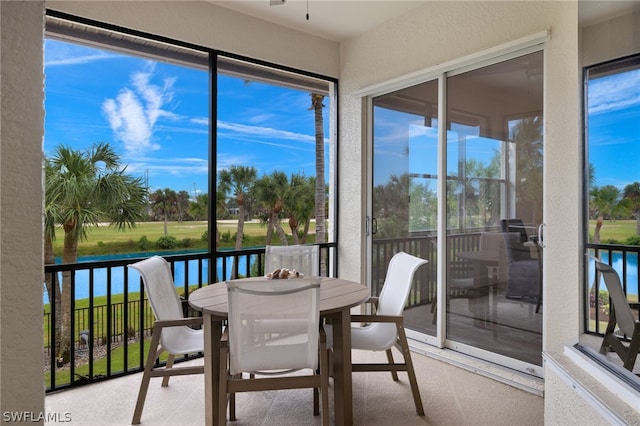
[161,326,204,355]
[325,322,397,352]
[128,256,205,425]
[220,277,329,425]
[324,251,428,416]
[264,244,319,277]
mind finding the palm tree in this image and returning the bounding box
[311,94,327,275]
[255,171,290,246]
[188,193,209,221]
[285,174,315,244]
[590,185,623,242]
[218,166,257,251]
[623,182,640,236]
[311,94,326,245]
[175,190,191,222]
[45,142,147,364]
[150,188,178,236]
[218,166,257,278]
[512,116,543,225]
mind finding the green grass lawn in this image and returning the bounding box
[50,220,315,257]
[45,335,173,387]
[588,219,640,243]
[56,218,636,255]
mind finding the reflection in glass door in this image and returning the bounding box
[371,80,439,337]
[370,50,544,372]
[445,52,543,368]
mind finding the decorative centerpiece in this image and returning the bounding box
[265,268,304,279]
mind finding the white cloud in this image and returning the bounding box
[44,40,116,67]
[588,69,640,115]
[217,120,314,144]
[102,65,177,154]
[248,113,275,124]
[190,117,209,126]
[126,156,209,180]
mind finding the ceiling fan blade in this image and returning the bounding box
[270,0,286,5]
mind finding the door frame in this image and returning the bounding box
[362,31,549,378]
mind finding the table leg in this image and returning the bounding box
[203,313,222,426]
[332,308,353,426]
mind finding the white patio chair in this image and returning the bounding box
[220,277,329,425]
[325,251,428,416]
[264,244,319,276]
[595,258,640,373]
[128,256,204,425]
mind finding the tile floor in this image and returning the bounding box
[45,347,544,426]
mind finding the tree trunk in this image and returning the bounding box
[312,94,326,275]
[231,203,246,279]
[594,215,603,243]
[235,204,245,250]
[273,212,288,245]
[289,217,299,245]
[60,220,79,364]
[265,209,275,246]
[44,238,63,358]
[301,219,310,243]
[163,214,168,237]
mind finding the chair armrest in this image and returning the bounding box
[351,314,402,324]
[220,326,229,348]
[358,297,379,315]
[152,317,203,331]
[318,324,327,343]
[629,303,640,310]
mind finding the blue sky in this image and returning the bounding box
[44,39,329,198]
[45,38,639,200]
[587,69,640,189]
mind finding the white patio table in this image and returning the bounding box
[189,276,370,426]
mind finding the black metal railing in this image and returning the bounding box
[44,237,637,392]
[44,243,336,392]
[369,233,484,309]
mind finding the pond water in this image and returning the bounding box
[42,249,639,303]
[43,252,254,303]
[588,251,639,297]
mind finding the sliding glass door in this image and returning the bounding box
[369,49,544,374]
[371,80,439,338]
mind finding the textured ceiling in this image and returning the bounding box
[208,1,640,42]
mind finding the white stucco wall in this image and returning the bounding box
[0,0,45,417]
[581,10,640,67]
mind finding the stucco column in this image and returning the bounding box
[0,0,45,418]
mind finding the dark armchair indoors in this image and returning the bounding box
[500,219,542,310]
[502,231,541,303]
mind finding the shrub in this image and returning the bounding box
[156,236,178,249]
[232,232,246,243]
[181,237,193,248]
[220,230,232,243]
[138,235,150,251]
[201,230,208,241]
[624,235,640,245]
